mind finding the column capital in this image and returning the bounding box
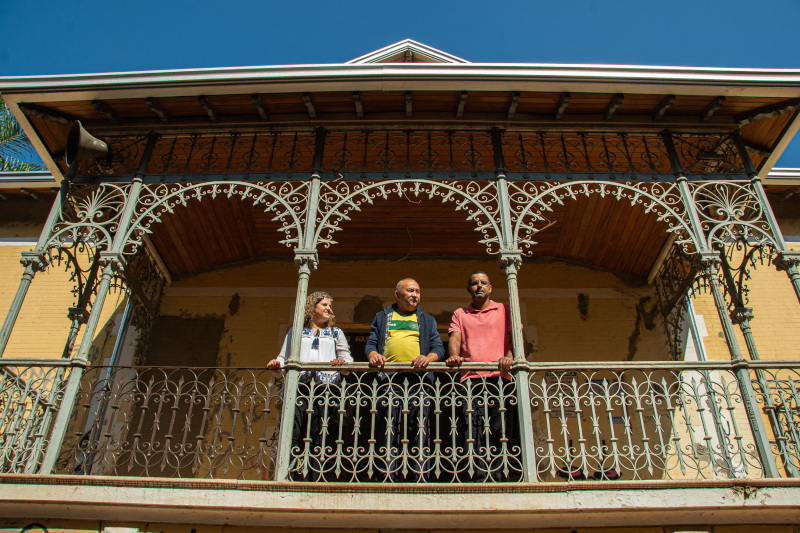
[293,249,319,271]
[67,306,91,325]
[774,250,800,271]
[695,250,721,270]
[99,251,127,271]
[499,249,522,270]
[730,306,754,325]
[19,250,49,272]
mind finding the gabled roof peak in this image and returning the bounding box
[347,39,469,64]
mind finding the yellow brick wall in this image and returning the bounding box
[690,243,800,362]
[0,222,126,362]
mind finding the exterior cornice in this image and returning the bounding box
[2,63,800,101]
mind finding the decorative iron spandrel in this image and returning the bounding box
[71,130,749,183]
[315,179,503,253]
[122,180,311,256]
[690,180,780,252]
[528,366,762,480]
[124,245,168,365]
[56,366,283,479]
[0,363,71,474]
[506,180,696,255]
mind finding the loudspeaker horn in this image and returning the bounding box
[65,121,108,166]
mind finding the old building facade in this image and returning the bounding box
[1,40,799,532]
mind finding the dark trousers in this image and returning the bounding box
[291,381,338,481]
[374,372,430,482]
[460,376,515,482]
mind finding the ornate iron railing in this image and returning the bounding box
[0,361,71,474]
[4,360,797,482]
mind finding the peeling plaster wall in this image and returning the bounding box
[157,257,669,366]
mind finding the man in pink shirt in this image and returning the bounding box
[446,271,516,482]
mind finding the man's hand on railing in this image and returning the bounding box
[498,356,513,373]
[368,351,386,367]
[266,359,281,370]
[411,354,437,368]
[445,355,464,366]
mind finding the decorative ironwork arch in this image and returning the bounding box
[313,180,504,254]
[120,181,311,256]
[506,180,699,255]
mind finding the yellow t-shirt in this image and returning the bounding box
[384,310,420,363]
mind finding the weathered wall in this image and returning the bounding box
[156,256,669,366]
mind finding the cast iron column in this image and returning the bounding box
[493,129,538,482]
[663,131,779,478]
[275,128,324,481]
[39,132,158,474]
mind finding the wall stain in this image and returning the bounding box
[228,293,241,316]
[627,296,660,361]
[353,295,385,323]
[577,293,590,321]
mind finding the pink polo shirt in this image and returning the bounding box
[448,300,512,381]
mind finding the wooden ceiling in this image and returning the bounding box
[19,91,799,176]
[147,188,670,279]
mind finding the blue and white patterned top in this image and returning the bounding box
[276,327,352,383]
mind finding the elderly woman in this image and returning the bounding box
[267,291,352,480]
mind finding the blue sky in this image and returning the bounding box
[2,0,799,166]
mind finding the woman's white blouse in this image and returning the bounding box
[276,327,352,382]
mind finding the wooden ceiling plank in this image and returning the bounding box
[223,195,258,259]
[595,200,631,268]
[607,204,644,272]
[577,194,615,260]
[198,196,237,260]
[568,194,600,260]
[632,222,669,276]
[621,208,660,274]
[555,193,589,258]
[147,225,182,276]
[177,202,216,268]
[159,211,197,274]
[208,196,247,261]
[184,197,226,264]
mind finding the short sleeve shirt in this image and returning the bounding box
[449,301,512,381]
[384,310,420,363]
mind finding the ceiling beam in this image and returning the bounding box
[405,91,413,118]
[743,140,772,157]
[251,94,269,121]
[303,92,317,119]
[353,92,364,119]
[734,97,800,125]
[700,96,726,122]
[18,103,74,125]
[555,92,570,120]
[91,100,120,125]
[506,91,520,120]
[604,93,624,121]
[198,96,218,123]
[455,91,468,119]
[651,95,675,122]
[145,98,170,123]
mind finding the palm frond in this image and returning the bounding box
[0,96,47,167]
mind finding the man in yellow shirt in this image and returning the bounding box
[366,278,445,480]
